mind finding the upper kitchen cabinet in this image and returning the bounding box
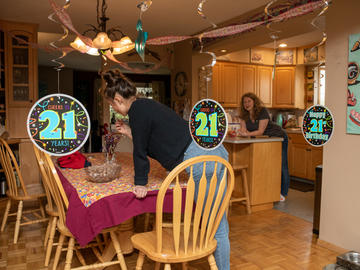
[212,61,240,107]
[273,66,305,109]
[240,64,256,94]
[256,65,273,107]
[0,20,38,138]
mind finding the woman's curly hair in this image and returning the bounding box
[239,92,264,120]
[100,69,136,99]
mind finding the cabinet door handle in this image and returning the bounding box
[30,100,33,103]
[306,148,311,152]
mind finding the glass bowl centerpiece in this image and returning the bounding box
[86,133,123,183]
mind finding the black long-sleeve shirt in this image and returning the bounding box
[128,98,192,186]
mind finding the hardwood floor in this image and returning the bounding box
[0,199,343,269]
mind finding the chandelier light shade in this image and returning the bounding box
[70,0,135,56]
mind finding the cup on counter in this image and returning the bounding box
[227,123,242,137]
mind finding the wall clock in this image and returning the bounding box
[175,72,188,97]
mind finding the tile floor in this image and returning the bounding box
[274,188,315,223]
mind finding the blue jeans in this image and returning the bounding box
[281,135,290,196]
[183,141,230,270]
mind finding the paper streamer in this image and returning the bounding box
[309,0,329,50]
[49,0,93,47]
[201,21,264,38]
[197,0,217,28]
[270,1,325,22]
[147,36,192,45]
[135,19,148,62]
[47,0,72,70]
[137,0,152,16]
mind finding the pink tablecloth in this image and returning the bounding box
[56,152,186,246]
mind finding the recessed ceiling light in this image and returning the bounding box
[279,43,287,48]
[220,49,227,53]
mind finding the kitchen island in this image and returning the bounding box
[224,136,283,212]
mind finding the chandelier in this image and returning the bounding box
[70,0,135,56]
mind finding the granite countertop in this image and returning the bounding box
[224,136,283,144]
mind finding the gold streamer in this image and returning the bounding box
[309,0,329,51]
[198,0,217,28]
[48,0,71,72]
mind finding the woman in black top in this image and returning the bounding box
[239,92,290,201]
[102,69,231,270]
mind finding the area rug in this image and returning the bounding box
[289,178,314,192]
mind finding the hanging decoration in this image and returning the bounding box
[44,0,328,73]
[27,94,91,156]
[189,99,228,150]
[197,0,217,29]
[302,105,334,146]
[135,19,148,62]
[47,0,72,71]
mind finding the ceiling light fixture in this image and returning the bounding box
[220,49,227,53]
[279,43,287,48]
[70,0,135,56]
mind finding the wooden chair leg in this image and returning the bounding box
[154,262,161,270]
[164,264,171,270]
[39,199,46,218]
[208,254,218,270]
[135,251,145,270]
[110,230,127,270]
[241,169,251,214]
[182,262,188,270]
[96,235,104,252]
[14,200,23,244]
[45,216,57,266]
[144,213,150,231]
[52,233,65,270]
[44,217,52,249]
[64,237,75,270]
[1,199,11,231]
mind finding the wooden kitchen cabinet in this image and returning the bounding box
[212,61,240,107]
[256,65,273,107]
[240,64,256,95]
[273,66,295,108]
[288,133,323,181]
[0,20,40,185]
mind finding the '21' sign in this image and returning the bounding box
[27,94,90,156]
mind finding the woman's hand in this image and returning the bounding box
[133,185,148,199]
[115,120,132,139]
[238,130,249,137]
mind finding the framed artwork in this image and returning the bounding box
[347,33,360,134]
[250,49,263,64]
[276,50,294,65]
[304,47,318,63]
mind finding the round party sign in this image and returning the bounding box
[189,99,228,150]
[302,105,334,147]
[27,94,90,156]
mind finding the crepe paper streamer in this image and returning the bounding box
[201,21,264,38]
[147,36,192,45]
[49,0,93,48]
[270,1,325,23]
[135,19,148,62]
[197,0,217,28]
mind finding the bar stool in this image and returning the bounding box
[230,164,251,214]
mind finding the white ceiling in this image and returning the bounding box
[0,0,326,72]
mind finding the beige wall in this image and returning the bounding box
[320,0,360,250]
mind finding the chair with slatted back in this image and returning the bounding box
[41,151,128,270]
[131,155,235,270]
[0,137,48,243]
[33,145,60,266]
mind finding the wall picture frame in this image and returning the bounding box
[304,47,318,63]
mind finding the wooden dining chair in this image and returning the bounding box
[41,151,128,270]
[131,155,235,270]
[0,138,48,244]
[33,145,60,266]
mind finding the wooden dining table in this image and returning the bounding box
[54,152,187,261]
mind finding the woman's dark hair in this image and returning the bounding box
[240,92,264,120]
[101,69,137,99]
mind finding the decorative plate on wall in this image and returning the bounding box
[175,71,188,97]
